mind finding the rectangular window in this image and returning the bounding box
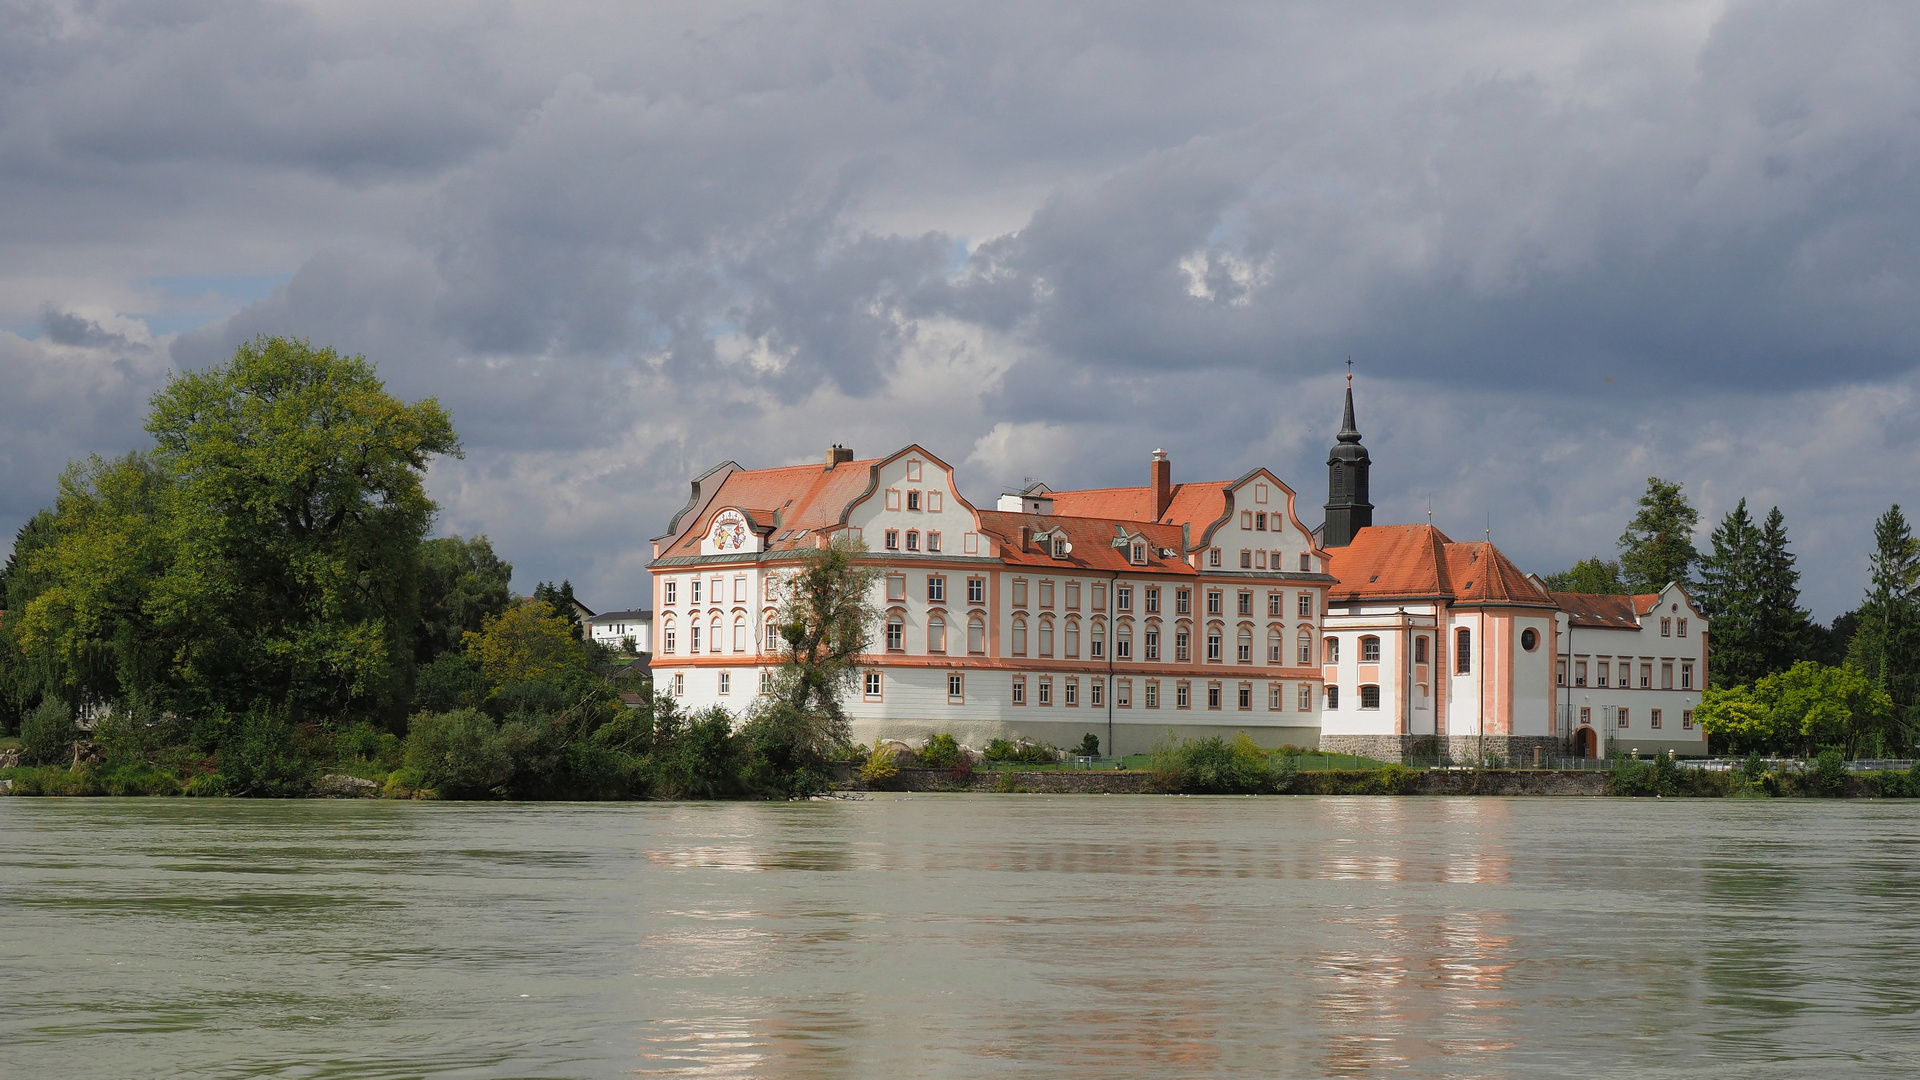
[905,460,922,481]
[886,488,901,510]
[1089,627,1104,659]
[664,580,678,605]
[1177,681,1191,708]
[1090,679,1103,707]
[1146,681,1160,708]
[1662,663,1674,690]
[718,672,731,695]
[1117,680,1131,708]
[1598,661,1609,686]
[906,490,921,511]
[1012,580,1029,608]
[1175,631,1191,662]
[1237,683,1252,710]
[1237,591,1253,616]
[1145,587,1160,613]
[1661,617,1671,637]
[760,671,774,694]
[1145,630,1160,660]
[1207,632,1222,662]
[1242,510,1253,529]
[948,673,964,702]
[1207,683,1222,710]
[1580,706,1591,725]
[1176,589,1191,614]
[1012,676,1026,705]
[886,619,903,651]
[1682,662,1693,690]
[1326,685,1339,710]
[1270,549,1282,567]
[887,575,907,602]
[734,576,747,603]
[1678,618,1688,638]
[905,531,920,552]
[1207,591,1222,615]
[673,673,684,696]
[1361,637,1380,663]
[928,531,941,553]
[1255,513,1268,532]
[1456,631,1471,675]
[1117,586,1133,612]
[1683,709,1694,729]
[1618,707,1630,728]
[928,576,946,603]
[690,580,702,605]
[1092,584,1106,610]
[1064,582,1080,610]
[1640,664,1652,689]
[1240,550,1253,569]
[1300,553,1311,572]
[1576,661,1588,687]
[1268,593,1283,617]
[1557,660,1566,687]
[1039,580,1055,609]
[1651,708,1663,729]
[1298,593,1313,617]
[1269,683,1282,710]
[1619,667,1631,688]
[967,577,985,604]
[1210,549,1222,567]
[885,529,900,550]
[928,490,943,512]
[1064,678,1078,706]
[1360,684,1380,709]
[1298,684,1312,710]
[1038,678,1052,706]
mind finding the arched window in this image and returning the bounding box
[886,614,905,652]
[1065,618,1081,658]
[1456,628,1472,674]
[1144,621,1161,660]
[1268,628,1282,663]
[1011,617,1028,656]
[1039,616,1055,657]
[1297,629,1311,665]
[733,616,747,652]
[689,623,702,654]
[1360,635,1380,663]
[1237,627,1253,663]
[1324,637,1339,663]
[1089,619,1106,660]
[765,621,780,653]
[710,616,722,655]
[1116,623,1132,660]
[928,614,947,653]
[662,618,677,654]
[968,615,985,654]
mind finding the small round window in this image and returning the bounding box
[1520,628,1539,651]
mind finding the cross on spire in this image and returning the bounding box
[1345,355,1353,387]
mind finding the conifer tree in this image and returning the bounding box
[1618,478,1699,593]
[1848,505,1920,748]
[1697,499,1765,687]
[1755,506,1816,672]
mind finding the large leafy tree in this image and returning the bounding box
[1696,661,1895,757]
[415,534,514,665]
[1848,504,1920,745]
[0,511,61,728]
[1542,557,1625,594]
[16,336,459,724]
[1618,477,1700,593]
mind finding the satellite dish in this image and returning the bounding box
[1061,542,1073,554]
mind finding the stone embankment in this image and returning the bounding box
[841,768,1612,796]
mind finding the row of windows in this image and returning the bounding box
[662,575,764,607]
[1659,617,1689,637]
[1560,660,1694,690]
[1577,705,1695,729]
[883,486,945,513]
[1206,549,1314,572]
[883,528,943,553]
[664,669,1323,714]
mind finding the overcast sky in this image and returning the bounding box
[4,0,1917,618]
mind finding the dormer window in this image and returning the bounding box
[1052,536,1067,558]
[1131,541,1147,565]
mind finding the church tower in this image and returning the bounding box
[1322,373,1373,548]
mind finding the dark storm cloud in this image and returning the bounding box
[4,0,1919,617]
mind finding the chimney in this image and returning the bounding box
[1151,449,1172,519]
[1020,525,1032,552]
[825,444,854,469]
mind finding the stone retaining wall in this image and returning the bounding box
[1317,734,1571,765]
[840,767,1611,795]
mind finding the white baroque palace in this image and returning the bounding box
[646,384,1708,759]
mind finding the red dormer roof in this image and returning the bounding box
[666,458,883,555]
[1047,480,1231,532]
[1327,524,1554,608]
[975,511,1193,574]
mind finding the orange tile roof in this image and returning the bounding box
[975,510,1194,574]
[1327,524,1554,608]
[1046,481,1230,531]
[666,458,883,555]
[1552,592,1660,628]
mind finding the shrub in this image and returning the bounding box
[1808,748,1849,797]
[1609,752,1683,797]
[738,701,838,799]
[1267,752,1300,793]
[1075,733,1101,757]
[1730,752,1776,798]
[1150,733,1270,794]
[651,707,743,799]
[918,733,964,770]
[414,652,485,712]
[859,738,901,789]
[218,709,317,797]
[982,737,1057,764]
[334,722,403,768]
[20,699,75,766]
[404,708,512,798]
[1367,762,1421,795]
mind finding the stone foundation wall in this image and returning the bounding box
[1317,734,1569,765]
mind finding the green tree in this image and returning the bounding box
[1697,501,1813,687]
[1542,557,1626,594]
[1618,477,1699,593]
[1848,505,1920,747]
[772,537,882,730]
[415,534,514,665]
[1696,661,1894,757]
[463,600,588,688]
[0,511,60,730]
[532,580,583,637]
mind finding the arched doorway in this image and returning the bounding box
[1575,727,1598,759]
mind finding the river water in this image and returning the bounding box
[4,795,1919,1079]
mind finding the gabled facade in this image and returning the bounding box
[1551,584,1709,759]
[587,609,653,655]
[647,444,1336,754]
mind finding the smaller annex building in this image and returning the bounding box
[1550,586,1709,760]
